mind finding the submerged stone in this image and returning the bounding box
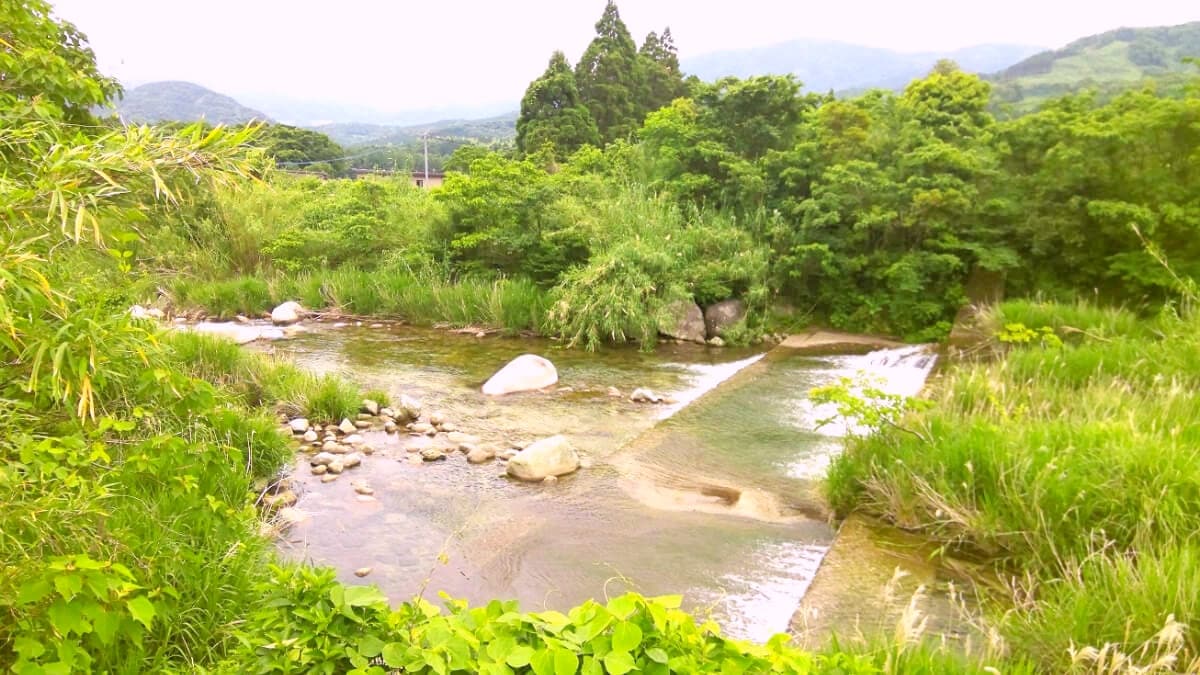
[506,435,580,482]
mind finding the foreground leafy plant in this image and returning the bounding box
[228,565,881,675]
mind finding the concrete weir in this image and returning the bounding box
[610,332,940,642]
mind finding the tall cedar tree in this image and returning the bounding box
[517,51,601,155]
[639,28,688,114]
[575,1,644,143]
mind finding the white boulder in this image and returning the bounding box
[482,354,558,396]
[271,301,305,326]
[506,435,580,482]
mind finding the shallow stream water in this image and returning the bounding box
[267,324,936,642]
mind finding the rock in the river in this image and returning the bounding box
[379,406,396,418]
[310,452,337,466]
[321,441,344,454]
[446,432,481,445]
[145,308,165,319]
[467,446,495,464]
[409,422,435,435]
[270,301,305,326]
[437,421,459,433]
[354,567,373,577]
[337,419,357,435]
[481,354,558,396]
[630,387,663,404]
[383,420,397,433]
[288,418,310,434]
[703,299,746,339]
[498,449,518,461]
[429,410,447,426]
[264,490,297,508]
[420,448,446,462]
[707,336,725,347]
[353,483,374,496]
[361,399,380,416]
[343,434,364,446]
[342,453,362,469]
[396,394,422,422]
[129,305,149,320]
[327,459,345,474]
[321,473,339,483]
[277,507,310,525]
[606,386,622,398]
[658,299,707,344]
[311,464,328,475]
[506,435,580,482]
[542,476,558,485]
[302,429,319,443]
[354,420,371,429]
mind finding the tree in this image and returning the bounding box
[516,51,600,156]
[575,1,645,143]
[0,0,119,123]
[639,28,687,114]
[259,124,347,176]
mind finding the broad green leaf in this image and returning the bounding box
[603,650,635,675]
[611,621,642,653]
[646,647,669,663]
[531,647,556,675]
[343,585,386,607]
[506,645,534,668]
[126,596,156,630]
[554,647,579,675]
[53,573,82,601]
[91,609,121,645]
[382,642,407,668]
[357,634,385,658]
[17,579,52,605]
[606,594,638,620]
[49,601,87,635]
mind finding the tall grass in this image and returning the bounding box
[166,331,360,421]
[826,300,1200,668]
[171,269,551,333]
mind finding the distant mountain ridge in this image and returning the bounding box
[309,113,519,147]
[988,21,1200,110]
[111,81,269,125]
[682,40,1044,92]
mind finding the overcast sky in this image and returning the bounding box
[51,0,1199,112]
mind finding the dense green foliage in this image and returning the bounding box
[517,52,601,156]
[260,123,348,176]
[6,1,1200,671]
[822,299,1200,670]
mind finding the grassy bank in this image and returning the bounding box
[169,268,552,334]
[824,299,1200,670]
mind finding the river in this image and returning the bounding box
[263,324,936,642]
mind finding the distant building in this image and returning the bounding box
[411,171,445,189]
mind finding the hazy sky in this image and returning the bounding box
[51,0,1199,112]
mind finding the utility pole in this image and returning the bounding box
[423,132,430,184]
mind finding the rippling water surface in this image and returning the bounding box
[268,324,935,642]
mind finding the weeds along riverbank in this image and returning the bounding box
[823,298,1200,671]
[169,269,554,335]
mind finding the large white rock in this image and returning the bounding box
[482,354,558,396]
[506,435,580,482]
[188,322,285,344]
[271,301,305,326]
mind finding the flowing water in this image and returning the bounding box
[267,324,936,642]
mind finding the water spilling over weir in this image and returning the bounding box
[269,325,937,642]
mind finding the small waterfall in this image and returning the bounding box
[795,345,938,440]
[855,344,939,397]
